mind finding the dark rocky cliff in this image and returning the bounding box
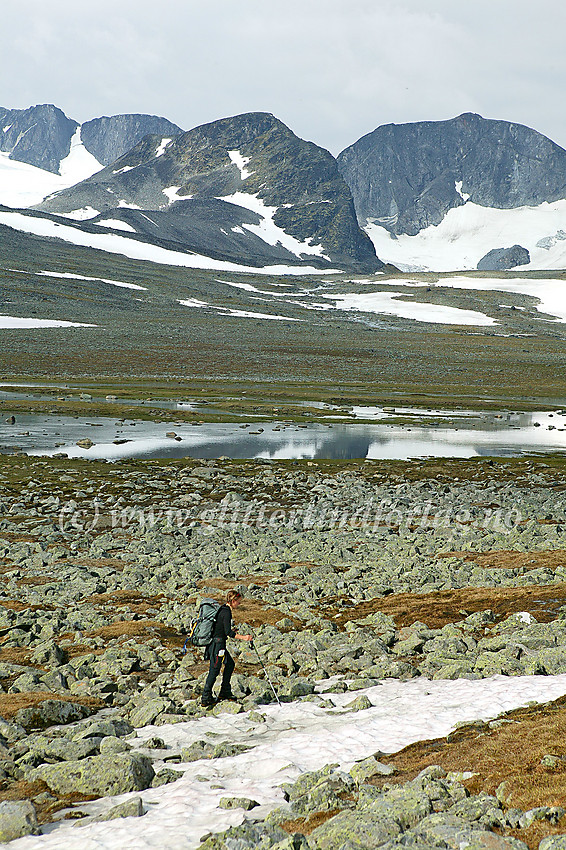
[0,104,78,173]
[337,113,566,235]
[80,114,183,166]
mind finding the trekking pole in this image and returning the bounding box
[249,625,281,706]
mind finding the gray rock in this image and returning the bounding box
[14,699,93,731]
[309,809,401,849]
[32,753,154,796]
[540,837,566,850]
[218,797,259,810]
[96,796,145,821]
[337,113,566,236]
[477,245,530,271]
[0,800,38,842]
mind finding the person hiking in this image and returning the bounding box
[201,590,252,706]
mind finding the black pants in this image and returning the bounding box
[202,639,235,698]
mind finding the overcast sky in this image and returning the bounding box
[2,0,565,154]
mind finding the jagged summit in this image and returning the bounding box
[36,111,381,272]
[337,112,566,235]
[0,103,183,177]
[0,104,78,173]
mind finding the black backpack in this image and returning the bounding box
[188,599,221,647]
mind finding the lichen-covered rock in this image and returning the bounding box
[408,812,529,850]
[356,784,432,829]
[349,756,396,784]
[345,694,373,712]
[218,797,259,810]
[199,820,291,849]
[0,800,38,842]
[32,753,154,796]
[152,768,182,787]
[96,797,145,821]
[14,699,94,731]
[289,773,354,816]
[129,698,173,727]
[309,809,401,849]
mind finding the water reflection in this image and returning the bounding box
[0,408,560,460]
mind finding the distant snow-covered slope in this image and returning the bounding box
[0,103,183,208]
[365,200,566,272]
[0,128,102,208]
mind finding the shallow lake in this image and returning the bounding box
[1,408,565,461]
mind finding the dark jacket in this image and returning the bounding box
[211,604,236,649]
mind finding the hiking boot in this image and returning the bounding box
[217,690,234,701]
[201,694,215,707]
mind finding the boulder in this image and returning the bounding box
[0,800,38,842]
[14,699,94,731]
[218,797,259,810]
[96,796,144,821]
[309,809,401,849]
[32,753,154,796]
[477,245,530,271]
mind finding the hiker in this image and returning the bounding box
[201,589,252,706]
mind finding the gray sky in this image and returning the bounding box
[2,0,566,154]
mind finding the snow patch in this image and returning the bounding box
[178,299,301,320]
[228,149,253,180]
[62,207,101,221]
[112,165,136,175]
[117,200,141,210]
[155,138,172,157]
[58,127,102,183]
[420,275,566,323]
[0,315,96,328]
[0,149,101,210]
[455,180,470,202]
[37,270,146,291]
[223,191,329,259]
[9,674,566,850]
[320,289,496,326]
[162,186,188,204]
[95,219,137,233]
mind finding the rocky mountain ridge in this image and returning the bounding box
[337,112,566,236]
[0,103,182,174]
[36,111,381,271]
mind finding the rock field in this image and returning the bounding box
[1,453,566,846]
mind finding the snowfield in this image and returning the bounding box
[365,199,566,272]
[10,674,566,850]
[0,128,102,208]
[0,210,341,275]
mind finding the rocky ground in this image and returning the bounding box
[1,453,566,847]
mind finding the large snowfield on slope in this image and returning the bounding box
[0,128,102,208]
[365,200,566,272]
[0,210,340,275]
[10,674,566,850]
